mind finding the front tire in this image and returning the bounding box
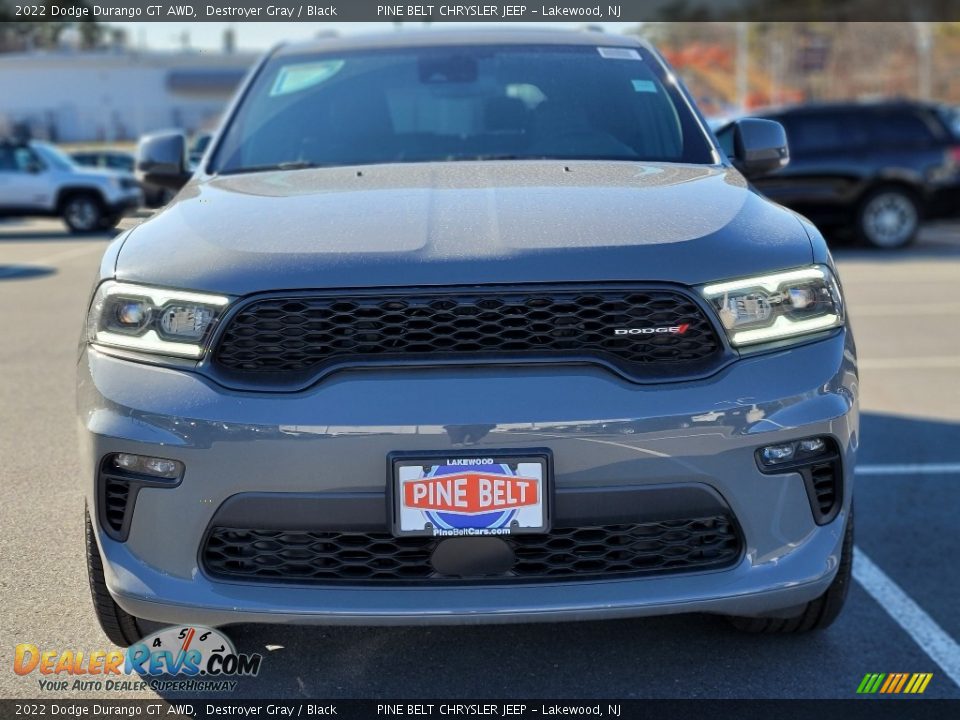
[728,508,853,633]
[62,193,105,234]
[85,508,149,646]
[856,186,921,249]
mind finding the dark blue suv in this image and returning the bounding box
[738,101,960,248]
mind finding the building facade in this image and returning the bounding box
[0,48,256,143]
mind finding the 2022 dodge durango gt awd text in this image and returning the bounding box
[79,30,858,645]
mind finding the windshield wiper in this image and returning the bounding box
[463,154,530,161]
[219,160,335,175]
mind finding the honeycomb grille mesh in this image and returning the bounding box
[212,288,722,381]
[202,516,741,584]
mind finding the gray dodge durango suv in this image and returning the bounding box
[79,30,858,645]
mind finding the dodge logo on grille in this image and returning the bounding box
[614,324,690,336]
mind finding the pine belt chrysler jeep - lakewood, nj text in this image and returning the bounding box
[79,30,858,645]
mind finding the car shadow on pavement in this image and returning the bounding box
[0,265,56,281]
[831,220,960,260]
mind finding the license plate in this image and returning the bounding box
[391,452,550,538]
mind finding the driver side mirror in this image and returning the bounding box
[136,132,191,191]
[720,118,790,179]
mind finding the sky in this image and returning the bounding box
[113,21,639,52]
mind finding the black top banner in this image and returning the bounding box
[4,0,960,22]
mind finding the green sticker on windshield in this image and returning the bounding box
[270,60,345,97]
[631,79,658,93]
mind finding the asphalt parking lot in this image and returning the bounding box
[2,215,959,700]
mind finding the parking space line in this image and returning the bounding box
[859,356,960,370]
[852,303,960,316]
[856,463,960,475]
[26,244,107,266]
[853,548,960,689]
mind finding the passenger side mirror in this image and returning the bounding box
[25,161,43,174]
[726,118,789,179]
[136,132,191,191]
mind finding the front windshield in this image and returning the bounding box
[32,142,78,171]
[211,43,716,174]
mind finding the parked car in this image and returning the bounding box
[71,149,136,173]
[81,30,857,645]
[720,101,960,248]
[71,149,174,208]
[0,140,142,232]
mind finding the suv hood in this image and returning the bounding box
[115,161,812,294]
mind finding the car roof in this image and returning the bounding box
[274,28,649,57]
[755,99,947,117]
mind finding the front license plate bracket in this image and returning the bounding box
[389,450,551,538]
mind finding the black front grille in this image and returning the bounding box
[212,287,723,384]
[202,516,741,585]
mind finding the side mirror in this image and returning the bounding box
[136,132,191,191]
[25,161,44,174]
[728,118,789,179]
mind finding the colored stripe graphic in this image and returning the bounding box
[879,674,896,693]
[857,673,933,694]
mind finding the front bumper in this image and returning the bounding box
[927,180,960,220]
[78,331,858,626]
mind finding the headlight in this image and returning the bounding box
[86,282,230,358]
[700,265,844,347]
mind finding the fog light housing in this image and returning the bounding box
[112,453,183,479]
[756,437,842,525]
[100,454,184,542]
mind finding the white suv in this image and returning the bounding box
[0,140,142,233]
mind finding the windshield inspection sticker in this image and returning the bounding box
[631,79,658,93]
[598,47,641,60]
[270,60,345,97]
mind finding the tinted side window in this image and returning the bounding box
[0,146,16,171]
[866,110,938,147]
[771,112,865,155]
[107,156,134,171]
[937,106,960,140]
[3,147,41,172]
[714,123,735,157]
